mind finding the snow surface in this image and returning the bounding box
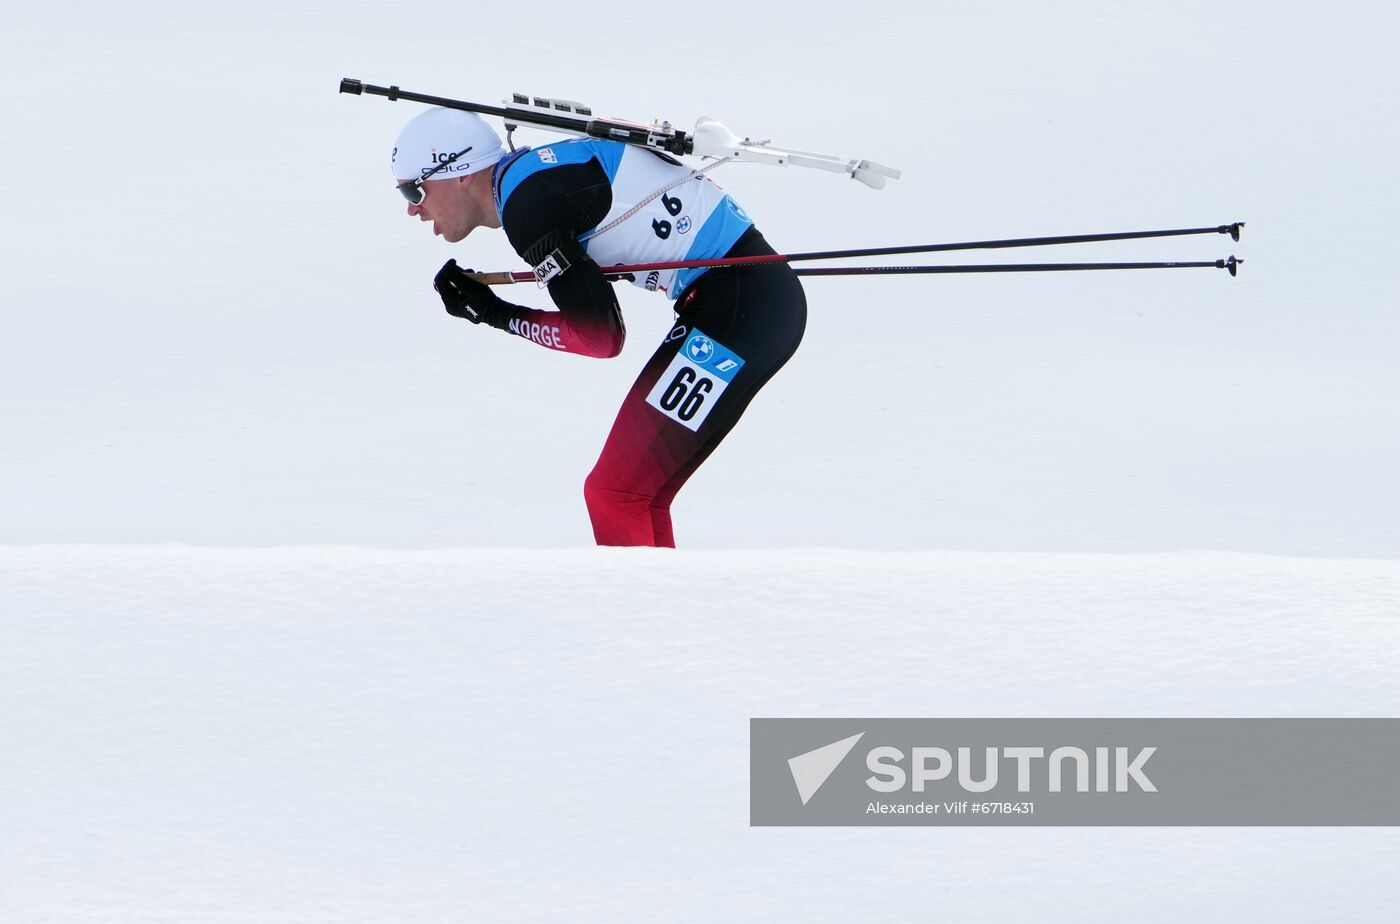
[3,545,1399,922]
[4,2,1400,920]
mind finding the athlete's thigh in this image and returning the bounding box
[591,263,806,492]
[588,325,705,498]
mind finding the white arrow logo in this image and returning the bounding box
[788,733,865,806]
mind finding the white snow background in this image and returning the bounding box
[2,1,1399,921]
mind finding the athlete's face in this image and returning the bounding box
[404,171,493,243]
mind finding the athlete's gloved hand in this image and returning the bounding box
[434,259,504,325]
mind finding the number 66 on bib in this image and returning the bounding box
[645,330,746,432]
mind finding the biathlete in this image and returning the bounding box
[391,107,806,547]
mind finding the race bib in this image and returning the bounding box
[645,330,745,431]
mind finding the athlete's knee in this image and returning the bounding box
[582,467,606,514]
[583,467,653,517]
[584,467,663,546]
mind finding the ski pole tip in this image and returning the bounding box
[339,77,363,95]
[1225,255,1241,277]
[1227,221,1244,242]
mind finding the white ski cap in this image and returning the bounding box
[391,107,506,183]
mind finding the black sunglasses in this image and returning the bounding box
[397,144,474,204]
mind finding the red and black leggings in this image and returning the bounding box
[583,228,806,546]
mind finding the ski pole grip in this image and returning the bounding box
[339,77,363,95]
[471,271,518,287]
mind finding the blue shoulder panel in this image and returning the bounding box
[491,146,534,220]
[495,139,626,213]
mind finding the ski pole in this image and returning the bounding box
[471,257,1240,286]
[785,222,1243,260]
[469,223,1244,285]
[792,257,1242,277]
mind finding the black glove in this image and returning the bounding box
[433,259,505,325]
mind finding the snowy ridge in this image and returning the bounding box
[3,545,1397,921]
